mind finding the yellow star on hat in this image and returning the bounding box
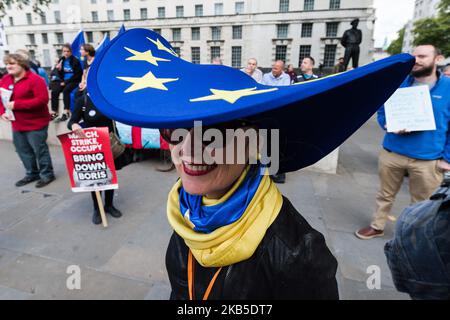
[124,47,170,66]
[190,87,278,104]
[147,37,178,56]
[117,71,179,93]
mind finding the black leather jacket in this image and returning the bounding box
[166,196,339,300]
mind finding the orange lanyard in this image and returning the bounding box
[188,250,223,300]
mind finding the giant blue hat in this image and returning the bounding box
[87,28,414,173]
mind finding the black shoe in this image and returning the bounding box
[35,176,55,188]
[271,173,286,184]
[104,206,122,218]
[92,209,102,225]
[15,176,39,187]
[55,112,69,123]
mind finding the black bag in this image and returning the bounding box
[385,172,450,300]
[109,121,126,159]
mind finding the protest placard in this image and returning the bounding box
[0,87,15,121]
[58,127,118,227]
[384,86,436,133]
[58,127,118,193]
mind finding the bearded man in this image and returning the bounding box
[356,44,450,240]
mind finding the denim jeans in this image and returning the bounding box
[12,126,55,180]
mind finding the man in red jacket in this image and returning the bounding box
[0,53,55,188]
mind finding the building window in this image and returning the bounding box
[26,13,32,25]
[329,0,340,9]
[304,0,315,11]
[140,8,147,19]
[56,32,64,44]
[42,33,49,44]
[231,46,242,67]
[54,11,61,23]
[123,9,131,20]
[275,45,287,62]
[191,47,201,64]
[91,11,98,22]
[173,47,181,56]
[107,0,112,3]
[277,24,289,38]
[107,10,114,21]
[215,3,223,15]
[40,13,46,24]
[211,46,221,61]
[195,4,203,17]
[29,50,35,60]
[172,28,181,41]
[158,7,165,18]
[56,49,62,57]
[86,31,93,43]
[9,17,14,26]
[301,23,313,37]
[232,26,242,39]
[279,0,289,12]
[211,26,221,40]
[28,34,36,45]
[324,44,337,67]
[326,22,339,37]
[176,6,184,17]
[91,0,97,3]
[299,45,311,65]
[235,2,244,14]
[191,27,200,40]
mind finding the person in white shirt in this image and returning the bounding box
[240,58,263,83]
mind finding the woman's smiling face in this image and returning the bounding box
[170,129,247,199]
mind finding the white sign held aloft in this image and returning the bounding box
[384,85,436,133]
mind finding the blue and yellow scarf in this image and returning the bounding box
[167,166,283,267]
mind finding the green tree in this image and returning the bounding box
[413,0,450,56]
[387,27,405,55]
[0,0,51,18]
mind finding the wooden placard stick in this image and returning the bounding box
[95,190,108,227]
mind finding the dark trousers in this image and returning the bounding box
[12,126,54,180]
[51,82,78,113]
[91,190,114,210]
[344,45,360,69]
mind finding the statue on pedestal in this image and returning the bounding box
[340,19,362,70]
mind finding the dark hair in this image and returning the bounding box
[415,44,442,57]
[303,56,315,65]
[62,43,72,53]
[81,43,96,57]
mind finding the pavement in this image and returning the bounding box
[0,116,411,300]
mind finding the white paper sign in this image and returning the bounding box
[384,86,436,133]
[0,87,15,121]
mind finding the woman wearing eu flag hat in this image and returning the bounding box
[87,28,415,299]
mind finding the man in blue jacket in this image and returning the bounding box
[356,44,450,240]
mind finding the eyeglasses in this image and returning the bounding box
[159,119,254,146]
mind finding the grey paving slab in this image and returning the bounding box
[328,230,399,293]
[0,253,151,299]
[0,285,33,300]
[338,277,410,300]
